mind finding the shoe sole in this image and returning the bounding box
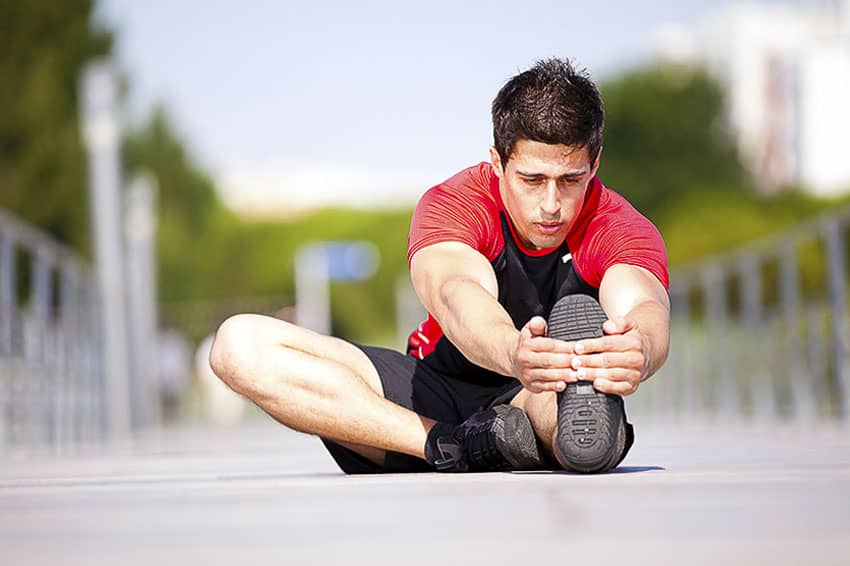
[492,405,545,470]
[549,294,624,474]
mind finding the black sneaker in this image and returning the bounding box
[548,294,632,474]
[425,405,544,472]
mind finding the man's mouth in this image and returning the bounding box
[535,222,563,235]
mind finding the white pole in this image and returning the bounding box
[125,173,159,428]
[79,60,131,439]
[295,245,331,335]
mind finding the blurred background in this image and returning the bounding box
[1,0,850,449]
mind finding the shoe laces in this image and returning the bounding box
[459,418,509,471]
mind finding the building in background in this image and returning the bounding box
[655,0,850,196]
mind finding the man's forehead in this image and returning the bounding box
[508,140,592,172]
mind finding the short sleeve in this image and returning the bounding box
[573,190,669,289]
[407,164,500,264]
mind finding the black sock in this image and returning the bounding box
[423,422,457,466]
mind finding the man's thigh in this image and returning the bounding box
[321,345,460,474]
[279,318,385,395]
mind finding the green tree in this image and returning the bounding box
[599,64,747,217]
[123,108,239,303]
[0,0,112,252]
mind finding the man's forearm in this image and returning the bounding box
[624,299,670,380]
[432,277,519,378]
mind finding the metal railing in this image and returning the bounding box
[636,204,850,422]
[0,208,105,450]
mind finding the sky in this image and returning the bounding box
[95,0,804,215]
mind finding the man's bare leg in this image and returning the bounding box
[209,313,435,465]
[510,389,569,469]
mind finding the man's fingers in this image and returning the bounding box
[570,366,640,392]
[572,351,644,370]
[527,380,567,393]
[602,318,623,335]
[574,333,641,355]
[524,351,576,370]
[591,377,638,396]
[524,316,548,338]
[602,316,635,336]
[524,367,576,382]
[526,336,577,353]
[514,348,575,373]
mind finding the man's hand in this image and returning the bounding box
[568,316,650,396]
[511,316,577,394]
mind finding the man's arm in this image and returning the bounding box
[410,241,576,393]
[570,263,670,396]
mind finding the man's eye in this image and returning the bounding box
[523,177,543,185]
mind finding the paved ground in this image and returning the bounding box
[1,417,849,566]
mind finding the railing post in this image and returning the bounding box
[87,282,107,442]
[125,174,159,429]
[779,239,814,419]
[738,253,775,419]
[702,263,735,416]
[0,229,12,356]
[669,276,692,419]
[806,302,827,416]
[32,248,53,445]
[57,261,79,449]
[0,228,13,448]
[824,220,850,420]
[80,61,131,439]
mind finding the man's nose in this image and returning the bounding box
[540,183,560,216]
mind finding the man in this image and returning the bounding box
[210,58,670,474]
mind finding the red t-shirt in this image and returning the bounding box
[405,162,669,359]
[409,162,668,286]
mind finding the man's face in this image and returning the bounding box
[490,139,600,250]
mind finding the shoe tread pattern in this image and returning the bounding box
[549,295,623,473]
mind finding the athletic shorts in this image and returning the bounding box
[321,344,524,474]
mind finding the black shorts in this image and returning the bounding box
[321,344,524,474]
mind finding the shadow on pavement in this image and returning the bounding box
[610,465,665,474]
[515,465,665,475]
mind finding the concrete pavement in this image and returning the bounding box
[1,418,849,565]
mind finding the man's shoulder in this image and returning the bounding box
[409,163,503,263]
[588,180,658,232]
[420,162,498,208]
[596,181,639,214]
[569,178,668,288]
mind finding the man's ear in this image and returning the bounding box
[489,146,504,179]
[590,146,602,177]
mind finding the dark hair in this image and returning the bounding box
[491,58,604,165]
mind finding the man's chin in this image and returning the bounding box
[529,234,565,250]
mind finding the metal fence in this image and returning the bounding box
[637,205,850,422]
[0,208,105,451]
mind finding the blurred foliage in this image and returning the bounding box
[1,2,847,345]
[656,189,847,268]
[600,64,746,216]
[121,112,414,342]
[599,63,848,317]
[123,108,239,303]
[219,209,413,344]
[0,0,111,252]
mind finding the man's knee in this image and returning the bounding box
[209,313,267,395]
